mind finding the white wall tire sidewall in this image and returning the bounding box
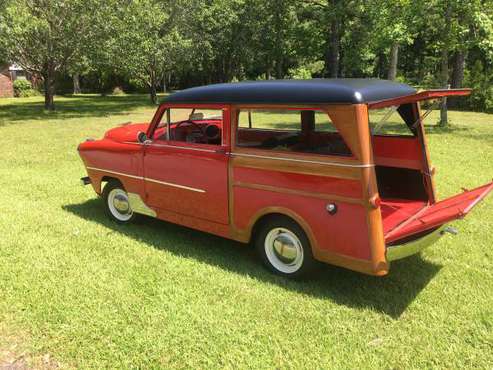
[264,227,304,274]
[107,188,133,222]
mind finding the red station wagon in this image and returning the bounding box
[78,79,493,278]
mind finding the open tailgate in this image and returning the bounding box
[369,88,472,109]
[386,181,493,243]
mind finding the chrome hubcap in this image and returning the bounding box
[108,188,133,221]
[113,194,130,213]
[273,234,298,264]
[265,227,304,274]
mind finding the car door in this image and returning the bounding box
[143,105,230,225]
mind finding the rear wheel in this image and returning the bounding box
[255,216,316,278]
[102,180,136,223]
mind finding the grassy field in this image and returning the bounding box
[0,95,492,369]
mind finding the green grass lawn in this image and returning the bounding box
[0,95,492,368]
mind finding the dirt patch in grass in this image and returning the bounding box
[0,329,60,369]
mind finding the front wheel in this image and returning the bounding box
[255,216,316,278]
[102,180,136,223]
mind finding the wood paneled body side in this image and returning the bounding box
[230,154,362,181]
[227,104,383,274]
[353,104,388,275]
[326,105,364,160]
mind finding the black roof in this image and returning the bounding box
[164,79,416,105]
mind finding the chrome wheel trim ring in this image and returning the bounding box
[108,188,133,221]
[264,227,304,274]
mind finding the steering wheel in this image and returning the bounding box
[172,120,204,141]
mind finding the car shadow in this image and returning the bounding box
[63,199,442,319]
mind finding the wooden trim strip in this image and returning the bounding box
[231,152,373,168]
[233,181,364,205]
[312,248,378,276]
[373,156,422,170]
[231,155,361,181]
[86,166,206,193]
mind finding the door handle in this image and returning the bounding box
[214,147,228,154]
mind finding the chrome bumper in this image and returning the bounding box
[386,226,457,262]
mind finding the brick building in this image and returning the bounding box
[0,65,14,98]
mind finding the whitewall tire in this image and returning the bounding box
[102,180,136,223]
[255,216,316,278]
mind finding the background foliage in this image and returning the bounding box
[0,0,492,110]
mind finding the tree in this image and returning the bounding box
[68,55,92,94]
[108,0,192,104]
[0,0,104,110]
[369,0,415,80]
[240,0,298,80]
[305,0,345,77]
[303,0,371,78]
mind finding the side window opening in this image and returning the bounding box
[236,109,352,157]
[369,103,418,137]
[153,108,223,145]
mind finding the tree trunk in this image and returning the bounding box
[451,51,466,88]
[439,1,452,127]
[449,50,466,108]
[265,63,272,80]
[72,73,81,94]
[387,43,399,80]
[275,59,283,79]
[43,72,55,111]
[149,84,157,105]
[325,16,340,78]
[439,47,449,127]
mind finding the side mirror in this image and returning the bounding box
[137,131,148,143]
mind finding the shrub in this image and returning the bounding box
[111,86,125,95]
[288,61,324,79]
[462,61,493,113]
[13,79,39,97]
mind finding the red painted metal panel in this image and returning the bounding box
[380,199,427,234]
[104,123,149,142]
[372,136,423,169]
[233,177,372,260]
[385,181,493,243]
[143,143,230,225]
[78,139,145,196]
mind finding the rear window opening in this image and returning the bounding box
[236,109,352,157]
[369,103,431,236]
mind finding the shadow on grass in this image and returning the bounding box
[63,199,442,318]
[0,94,163,125]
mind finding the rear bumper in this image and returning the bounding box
[386,225,456,262]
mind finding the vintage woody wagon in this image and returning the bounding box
[78,79,493,278]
